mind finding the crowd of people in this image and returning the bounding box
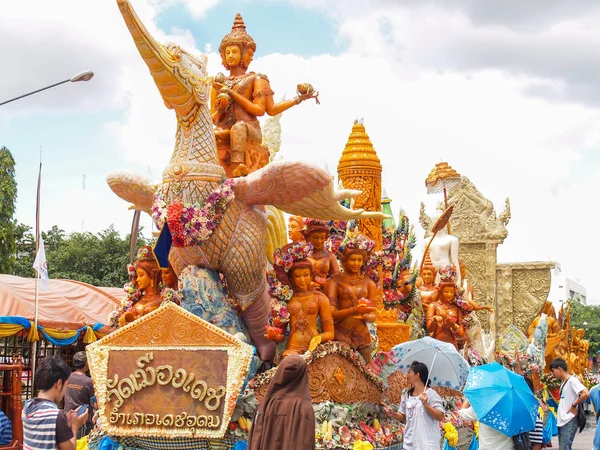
[21,352,95,450]
[15,351,594,450]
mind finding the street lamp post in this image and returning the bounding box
[0,70,94,106]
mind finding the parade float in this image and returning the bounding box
[84,1,595,449]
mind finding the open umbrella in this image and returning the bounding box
[463,362,538,436]
[392,336,469,391]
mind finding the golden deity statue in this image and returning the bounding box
[416,253,438,307]
[211,14,318,177]
[569,328,588,375]
[324,235,378,363]
[304,219,340,289]
[426,268,466,349]
[287,215,306,243]
[160,264,179,290]
[527,301,566,369]
[267,243,334,357]
[119,246,163,326]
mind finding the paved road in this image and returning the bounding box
[551,427,597,449]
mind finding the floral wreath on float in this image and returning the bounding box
[267,242,314,335]
[151,179,235,247]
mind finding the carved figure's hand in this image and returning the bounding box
[297,90,319,104]
[355,304,375,315]
[358,312,376,323]
[215,96,230,111]
[264,326,284,342]
[433,315,443,326]
[212,80,225,91]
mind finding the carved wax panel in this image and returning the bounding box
[497,324,528,354]
[87,303,254,439]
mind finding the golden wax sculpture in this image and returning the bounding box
[337,120,383,255]
[337,120,409,350]
[86,303,254,439]
[420,175,554,337]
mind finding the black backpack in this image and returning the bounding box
[512,432,532,450]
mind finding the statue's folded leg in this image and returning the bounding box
[220,207,275,361]
[241,287,276,361]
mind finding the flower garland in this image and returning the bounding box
[266,271,291,333]
[443,422,459,447]
[160,287,183,305]
[540,372,561,390]
[438,265,457,284]
[107,282,143,328]
[247,341,384,392]
[273,242,314,272]
[151,179,235,247]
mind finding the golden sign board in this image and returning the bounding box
[86,303,254,438]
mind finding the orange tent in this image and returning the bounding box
[0,275,126,331]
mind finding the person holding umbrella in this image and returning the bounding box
[459,361,541,450]
[383,361,445,450]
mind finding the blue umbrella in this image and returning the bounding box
[463,362,539,436]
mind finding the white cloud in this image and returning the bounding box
[3,0,599,304]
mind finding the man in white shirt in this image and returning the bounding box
[549,358,590,450]
[457,399,515,450]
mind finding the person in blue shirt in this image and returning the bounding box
[589,384,600,450]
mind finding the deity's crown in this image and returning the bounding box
[136,245,157,263]
[219,13,256,55]
[273,242,314,272]
[438,265,457,284]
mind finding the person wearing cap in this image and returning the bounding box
[64,351,95,438]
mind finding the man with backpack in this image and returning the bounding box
[549,358,590,450]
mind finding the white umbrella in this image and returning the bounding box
[392,336,470,391]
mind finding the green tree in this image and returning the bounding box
[0,147,17,273]
[46,225,150,287]
[13,221,35,277]
[12,223,150,287]
[570,299,600,356]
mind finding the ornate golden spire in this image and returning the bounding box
[338,119,382,177]
[219,13,256,55]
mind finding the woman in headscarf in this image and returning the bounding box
[247,355,316,450]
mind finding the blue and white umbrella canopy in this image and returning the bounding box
[463,362,539,436]
[391,336,470,391]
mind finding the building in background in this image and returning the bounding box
[550,263,587,307]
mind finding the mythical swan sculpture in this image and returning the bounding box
[109,0,386,361]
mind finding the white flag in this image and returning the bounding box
[33,235,49,291]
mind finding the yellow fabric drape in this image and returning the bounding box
[42,328,79,340]
[0,323,24,338]
[27,322,39,342]
[82,326,97,344]
[94,331,106,340]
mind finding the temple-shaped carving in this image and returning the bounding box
[420,176,553,336]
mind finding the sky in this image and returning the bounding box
[1,0,599,303]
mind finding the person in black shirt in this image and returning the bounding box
[64,352,95,438]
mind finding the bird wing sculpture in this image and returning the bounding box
[234,160,388,220]
[107,171,155,215]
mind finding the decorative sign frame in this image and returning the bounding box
[86,303,254,438]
